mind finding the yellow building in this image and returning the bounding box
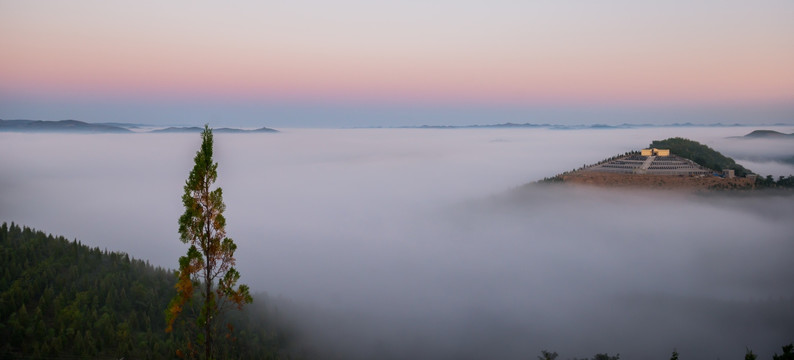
[653,148,670,156]
[641,148,670,156]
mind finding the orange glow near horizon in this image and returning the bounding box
[1,1,792,108]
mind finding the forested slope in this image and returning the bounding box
[0,222,293,359]
[650,137,751,177]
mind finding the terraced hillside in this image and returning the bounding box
[586,154,711,176]
[539,137,759,190]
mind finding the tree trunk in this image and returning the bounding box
[205,271,211,360]
[204,184,213,360]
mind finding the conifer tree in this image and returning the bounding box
[167,125,252,359]
[670,349,679,360]
[745,347,756,360]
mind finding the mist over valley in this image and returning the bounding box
[1,127,793,359]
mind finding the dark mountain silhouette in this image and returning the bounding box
[742,130,794,138]
[0,119,278,133]
[0,119,132,133]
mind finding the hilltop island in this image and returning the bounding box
[539,137,792,190]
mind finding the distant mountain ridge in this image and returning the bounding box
[151,126,277,133]
[0,119,278,133]
[0,119,132,133]
[398,122,792,130]
[742,130,794,138]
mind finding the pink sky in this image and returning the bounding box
[1,1,792,126]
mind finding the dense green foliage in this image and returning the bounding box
[0,222,291,359]
[756,175,794,189]
[649,137,751,177]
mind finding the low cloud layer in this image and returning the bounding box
[1,127,792,359]
[707,133,794,177]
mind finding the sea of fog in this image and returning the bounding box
[1,126,793,359]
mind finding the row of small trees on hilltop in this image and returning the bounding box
[538,350,620,360]
[756,174,794,188]
[537,343,794,360]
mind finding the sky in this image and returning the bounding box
[1,1,793,127]
[1,127,793,358]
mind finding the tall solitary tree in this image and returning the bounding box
[167,125,252,359]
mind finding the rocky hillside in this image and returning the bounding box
[559,172,755,190]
